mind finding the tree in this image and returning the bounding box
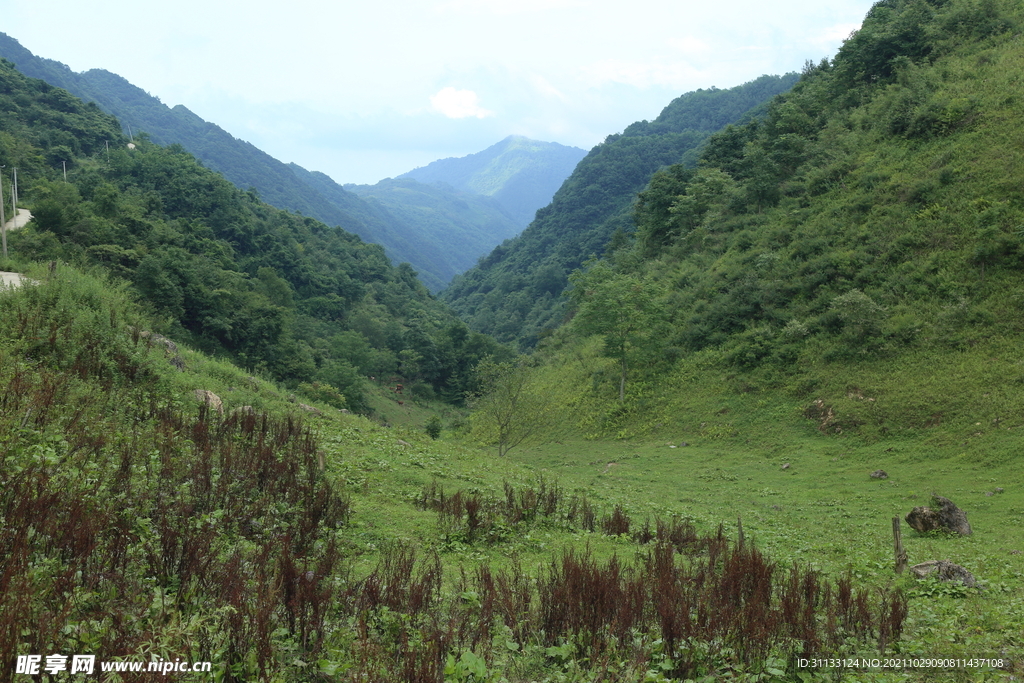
[569,263,664,401]
[470,359,548,457]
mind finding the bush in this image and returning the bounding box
[425,415,442,439]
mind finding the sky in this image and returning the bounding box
[5,0,876,185]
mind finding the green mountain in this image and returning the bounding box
[0,57,508,409]
[0,34,512,291]
[535,0,1024,443]
[6,0,1024,675]
[399,135,587,227]
[441,74,800,348]
[343,176,521,285]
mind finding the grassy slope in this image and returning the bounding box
[3,266,1020,681]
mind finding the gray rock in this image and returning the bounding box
[933,495,972,536]
[194,389,223,415]
[297,403,323,416]
[870,469,888,479]
[905,495,972,536]
[906,506,942,533]
[910,560,978,588]
[151,333,178,354]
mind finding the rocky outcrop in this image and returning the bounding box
[194,389,224,415]
[906,495,972,535]
[909,560,978,588]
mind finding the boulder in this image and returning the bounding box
[934,495,972,536]
[194,389,224,415]
[905,495,972,536]
[298,403,322,416]
[906,506,942,533]
[909,560,978,588]
[870,469,888,479]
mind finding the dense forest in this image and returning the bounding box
[0,59,509,411]
[0,34,537,292]
[441,74,800,348]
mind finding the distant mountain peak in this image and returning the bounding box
[398,136,587,227]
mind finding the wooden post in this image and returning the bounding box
[892,516,907,574]
[737,515,745,547]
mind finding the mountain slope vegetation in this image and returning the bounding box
[0,34,520,291]
[441,74,799,348]
[4,0,1024,677]
[399,135,587,227]
[0,58,507,410]
[343,177,522,287]
[536,0,1024,444]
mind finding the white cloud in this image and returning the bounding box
[430,87,495,119]
[578,59,704,90]
[668,35,712,55]
[813,22,862,48]
[434,0,584,15]
[529,74,568,102]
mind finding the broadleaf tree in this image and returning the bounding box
[569,262,665,401]
[470,359,548,457]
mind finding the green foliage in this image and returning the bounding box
[470,358,550,457]
[547,0,1024,413]
[0,33,524,292]
[568,262,666,400]
[425,414,443,439]
[443,74,800,349]
[0,59,509,412]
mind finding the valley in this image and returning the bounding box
[2,0,1024,679]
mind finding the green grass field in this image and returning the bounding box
[319,390,1023,681]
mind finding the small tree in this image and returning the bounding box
[470,359,547,457]
[568,263,664,401]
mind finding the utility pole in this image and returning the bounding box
[0,166,6,259]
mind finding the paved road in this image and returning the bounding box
[3,208,31,231]
[1,211,34,288]
[0,271,32,289]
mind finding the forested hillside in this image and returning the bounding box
[0,59,508,410]
[441,74,799,348]
[0,34,517,291]
[6,1,1024,678]
[540,0,1024,441]
[344,177,522,286]
[398,135,587,227]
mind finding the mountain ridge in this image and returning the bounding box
[441,73,800,347]
[0,34,564,291]
[399,134,587,227]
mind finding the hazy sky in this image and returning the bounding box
[6,0,875,185]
